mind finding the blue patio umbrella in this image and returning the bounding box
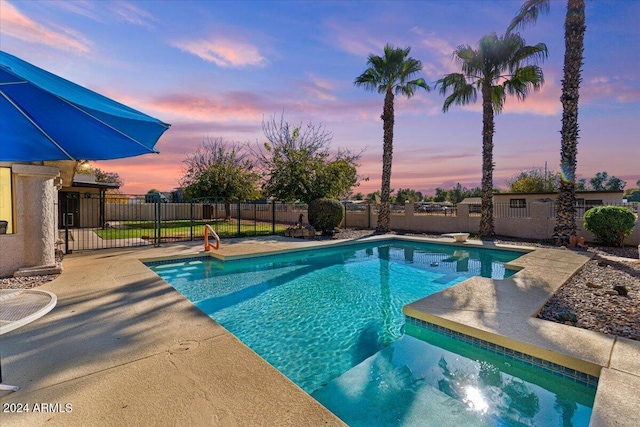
[0,50,170,161]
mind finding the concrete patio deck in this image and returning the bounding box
[1,235,638,426]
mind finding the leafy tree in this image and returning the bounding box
[433,188,448,203]
[589,171,608,191]
[395,188,423,203]
[181,137,260,218]
[254,114,362,204]
[75,162,124,187]
[354,44,430,232]
[447,183,482,204]
[507,167,559,193]
[366,191,384,203]
[438,33,547,237]
[589,171,626,191]
[507,0,586,240]
[624,188,640,202]
[353,192,365,201]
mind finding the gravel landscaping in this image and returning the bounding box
[2,231,638,341]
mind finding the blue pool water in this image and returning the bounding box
[148,239,595,426]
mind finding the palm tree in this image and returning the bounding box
[507,0,586,241]
[437,33,547,237]
[354,45,429,232]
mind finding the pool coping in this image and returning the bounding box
[1,235,638,426]
[143,234,640,425]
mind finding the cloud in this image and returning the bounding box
[109,1,157,29]
[324,20,386,58]
[150,91,273,122]
[0,0,92,54]
[583,76,640,104]
[300,74,338,101]
[172,37,266,68]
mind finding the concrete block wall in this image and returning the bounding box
[343,201,640,246]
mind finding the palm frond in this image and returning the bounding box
[504,65,545,100]
[438,73,475,112]
[506,0,550,35]
[511,42,548,68]
[491,84,506,113]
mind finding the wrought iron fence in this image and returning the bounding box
[547,201,638,219]
[57,193,295,253]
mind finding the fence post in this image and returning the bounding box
[237,200,241,236]
[190,201,194,241]
[253,203,257,235]
[64,194,69,254]
[154,194,161,246]
[272,201,276,234]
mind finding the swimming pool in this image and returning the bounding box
[148,239,595,426]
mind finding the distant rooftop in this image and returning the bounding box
[72,173,120,189]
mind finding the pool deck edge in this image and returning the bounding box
[1,235,638,427]
[403,242,640,427]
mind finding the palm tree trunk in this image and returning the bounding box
[555,0,585,240]
[480,84,495,237]
[377,88,395,233]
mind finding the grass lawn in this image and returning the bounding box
[94,220,287,240]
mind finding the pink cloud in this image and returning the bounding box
[300,74,338,101]
[1,0,92,54]
[109,1,156,29]
[324,20,387,58]
[582,76,640,104]
[172,37,266,68]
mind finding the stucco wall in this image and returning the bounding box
[342,201,640,246]
[0,164,59,277]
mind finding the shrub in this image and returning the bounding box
[308,198,343,235]
[583,206,636,247]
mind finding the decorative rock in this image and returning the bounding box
[555,310,577,323]
[613,285,629,297]
[586,281,602,289]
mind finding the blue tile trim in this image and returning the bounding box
[144,256,210,267]
[405,316,599,388]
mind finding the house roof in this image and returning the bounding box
[72,173,120,189]
[495,190,623,196]
[459,197,481,204]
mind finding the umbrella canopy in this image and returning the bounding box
[0,51,170,161]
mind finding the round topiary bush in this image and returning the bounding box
[583,205,636,247]
[308,198,344,235]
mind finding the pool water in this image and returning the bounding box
[314,323,595,427]
[149,239,595,426]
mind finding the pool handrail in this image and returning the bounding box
[204,224,220,251]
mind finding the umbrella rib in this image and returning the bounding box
[55,95,160,154]
[0,90,76,160]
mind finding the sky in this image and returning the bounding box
[2,0,639,196]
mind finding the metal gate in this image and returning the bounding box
[58,193,297,253]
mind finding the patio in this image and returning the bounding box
[1,236,638,426]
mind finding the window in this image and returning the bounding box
[585,199,603,208]
[0,167,14,234]
[509,198,527,209]
[469,204,481,214]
